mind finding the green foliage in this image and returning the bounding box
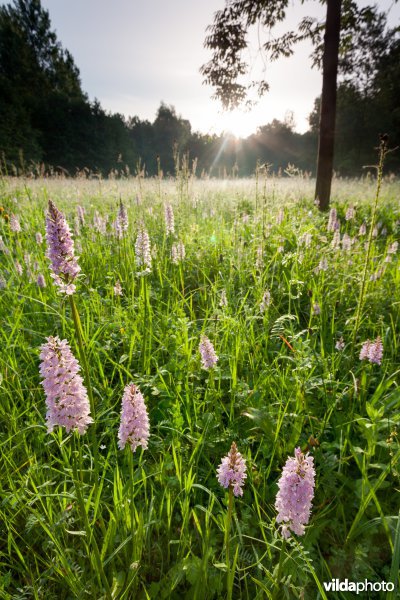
[0,175,399,597]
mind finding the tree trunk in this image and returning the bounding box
[315,0,342,211]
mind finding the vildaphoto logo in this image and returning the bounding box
[323,579,395,594]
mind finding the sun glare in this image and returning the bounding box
[214,109,258,139]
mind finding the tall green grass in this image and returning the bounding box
[0,173,399,599]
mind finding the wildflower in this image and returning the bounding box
[259,290,271,313]
[199,335,218,369]
[135,225,152,271]
[15,260,23,276]
[335,337,345,351]
[316,257,328,273]
[359,336,383,365]
[164,203,175,235]
[255,245,264,269]
[118,383,150,452]
[113,281,123,296]
[39,336,92,434]
[10,214,21,233]
[369,336,383,364]
[0,236,9,254]
[327,208,338,232]
[94,212,107,234]
[115,200,128,238]
[275,448,316,539]
[77,205,85,226]
[171,240,185,264]
[312,302,321,315]
[345,206,355,221]
[387,241,398,255]
[277,209,284,225]
[74,215,81,237]
[358,222,366,236]
[36,232,43,245]
[341,233,352,251]
[137,267,152,277]
[331,231,340,249]
[216,441,247,497]
[37,273,46,288]
[359,340,371,361]
[370,268,384,281]
[300,232,312,248]
[45,200,81,295]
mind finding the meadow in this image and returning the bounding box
[0,169,399,599]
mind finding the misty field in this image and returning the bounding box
[0,173,399,599]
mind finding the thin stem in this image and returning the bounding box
[351,137,387,354]
[141,277,148,372]
[225,487,234,599]
[72,436,112,599]
[69,296,95,417]
[69,295,100,493]
[272,537,286,600]
[128,449,135,551]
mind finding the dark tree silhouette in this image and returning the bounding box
[314,0,341,210]
[200,0,397,209]
[1,0,398,178]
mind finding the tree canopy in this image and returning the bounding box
[200,0,399,208]
[0,0,399,178]
[200,0,398,109]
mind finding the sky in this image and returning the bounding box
[3,0,400,137]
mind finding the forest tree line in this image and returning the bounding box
[1,0,399,178]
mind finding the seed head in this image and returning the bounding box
[260,290,271,313]
[219,289,228,308]
[113,281,123,296]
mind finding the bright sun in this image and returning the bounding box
[214,109,259,139]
